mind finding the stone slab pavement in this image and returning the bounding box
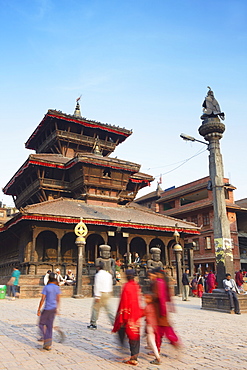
[0,295,247,370]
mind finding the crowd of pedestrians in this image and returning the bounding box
[17,262,245,362]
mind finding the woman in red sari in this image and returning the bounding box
[112,269,142,366]
[207,271,216,293]
[197,274,204,298]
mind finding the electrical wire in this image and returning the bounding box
[152,147,207,179]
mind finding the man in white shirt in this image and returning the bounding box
[222,273,241,314]
[87,262,115,330]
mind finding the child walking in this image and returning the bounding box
[144,294,161,365]
[37,272,61,350]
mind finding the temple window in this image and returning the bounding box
[103,169,111,178]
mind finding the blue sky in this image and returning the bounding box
[1,0,247,206]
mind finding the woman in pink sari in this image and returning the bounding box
[151,268,180,353]
[207,271,216,293]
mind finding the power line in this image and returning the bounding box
[152,147,207,179]
[144,147,207,171]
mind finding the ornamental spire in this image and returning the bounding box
[74,96,82,117]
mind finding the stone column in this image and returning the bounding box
[29,226,37,274]
[184,242,195,276]
[57,237,62,264]
[73,219,88,298]
[174,245,183,295]
[199,118,234,286]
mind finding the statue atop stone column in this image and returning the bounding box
[147,247,163,270]
[201,87,225,122]
[95,244,116,284]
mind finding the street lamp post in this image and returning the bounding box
[173,230,183,295]
[74,218,88,298]
[181,87,234,288]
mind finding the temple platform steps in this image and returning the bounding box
[0,274,123,299]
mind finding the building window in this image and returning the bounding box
[205,236,212,249]
[224,188,230,199]
[191,215,198,225]
[203,213,210,226]
[180,189,208,206]
[162,201,175,211]
[193,239,200,251]
[103,168,111,177]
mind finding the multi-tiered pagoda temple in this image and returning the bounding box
[0,102,199,285]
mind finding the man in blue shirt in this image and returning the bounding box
[37,272,61,350]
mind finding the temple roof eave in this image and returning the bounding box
[25,110,132,150]
[0,198,200,235]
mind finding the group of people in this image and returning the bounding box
[44,268,76,286]
[182,269,217,301]
[182,267,246,315]
[36,264,246,357]
[87,264,179,366]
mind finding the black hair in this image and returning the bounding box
[98,261,104,270]
[48,272,57,283]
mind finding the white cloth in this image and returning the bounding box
[94,269,113,298]
[44,273,50,286]
[223,278,240,293]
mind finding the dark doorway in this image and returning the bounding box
[61,233,77,263]
[36,231,58,262]
[149,238,166,264]
[85,234,105,262]
[130,237,146,261]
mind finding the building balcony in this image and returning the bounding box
[15,178,71,209]
[37,130,117,154]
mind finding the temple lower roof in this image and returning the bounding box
[0,198,199,235]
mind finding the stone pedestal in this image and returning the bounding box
[202,289,247,313]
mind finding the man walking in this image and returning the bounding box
[182,268,190,301]
[87,262,115,330]
[8,265,21,300]
[223,273,241,314]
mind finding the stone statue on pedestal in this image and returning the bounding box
[95,244,116,284]
[201,86,225,121]
[147,247,163,270]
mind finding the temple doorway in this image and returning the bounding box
[61,232,77,263]
[36,230,58,262]
[149,238,166,264]
[86,234,105,263]
[130,237,147,261]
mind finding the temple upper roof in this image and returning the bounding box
[25,109,132,153]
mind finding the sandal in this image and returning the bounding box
[150,359,161,365]
[123,360,138,365]
[43,345,51,351]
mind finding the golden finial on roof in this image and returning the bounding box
[74,96,82,118]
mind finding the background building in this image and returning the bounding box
[136,176,241,273]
